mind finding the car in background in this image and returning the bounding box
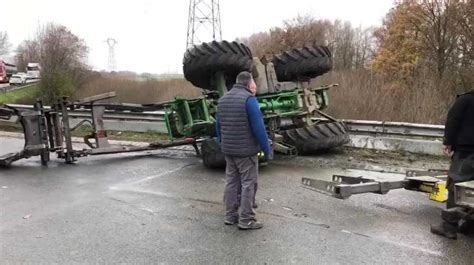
[9,72,28,85]
[26,63,41,79]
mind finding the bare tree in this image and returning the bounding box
[352,27,376,69]
[36,23,89,103]
[453,0,474,90]
[0,31,11,57]
[238,32,272,58]
[240,15,375,71]
[15,40,41,72]
[406,0,460,78]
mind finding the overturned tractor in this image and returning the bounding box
[166,40,349,168]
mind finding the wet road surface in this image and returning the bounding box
[0,136,472,264]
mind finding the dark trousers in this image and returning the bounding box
[447,151,474,209]
[223,155,258,222]
[438,151,474,233]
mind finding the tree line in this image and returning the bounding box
[240,0,472,93]
[238,0,472,123]
[239,17,375,71]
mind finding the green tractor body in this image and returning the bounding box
[165,41,349,168]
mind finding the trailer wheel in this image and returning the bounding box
[201,138,226,169]
[183,41,253,90]
[272,46,333,82]
[281,121,349,154]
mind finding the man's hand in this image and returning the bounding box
[266,140,273,160]
[265,149,274,161]
[443,145,453,156]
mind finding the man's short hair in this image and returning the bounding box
[236,71,253,87]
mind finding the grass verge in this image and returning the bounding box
[0,84,40,104]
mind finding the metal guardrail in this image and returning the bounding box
[3,103,444,138]
[342,120,444,138]
[6,104,165,121]
[1,80,40,93]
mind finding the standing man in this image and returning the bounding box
[216,71,272,230]
[431,89,474,239]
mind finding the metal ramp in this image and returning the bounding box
[302,170,449,202]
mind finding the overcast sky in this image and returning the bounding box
[3,0,394,74]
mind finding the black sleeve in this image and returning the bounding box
[444,96,468,146]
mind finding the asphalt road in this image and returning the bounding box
[0,136,473,264]
[0,83,10,92]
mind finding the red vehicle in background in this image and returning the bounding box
[0,59,17,83]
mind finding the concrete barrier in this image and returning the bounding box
[348,135,443,156]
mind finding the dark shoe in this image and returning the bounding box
[459,220,474,235]
[224,218,238,226]
[238,220,263,230]
[430,223,457,240]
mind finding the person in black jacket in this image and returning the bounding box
[443,90,474,156]
[431,90,474,239]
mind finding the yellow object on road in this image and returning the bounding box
[429,181,448,202]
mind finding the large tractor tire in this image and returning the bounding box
[201,138,226,169]
[281,121,349,155]
[183,41,253,90]
[272,46,333,82]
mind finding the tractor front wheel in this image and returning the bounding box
[201,138,226,169]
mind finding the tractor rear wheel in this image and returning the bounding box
[183,41,253,90]
[272,46,333,82]
[201,138,226,169]
[281,121,349,154]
